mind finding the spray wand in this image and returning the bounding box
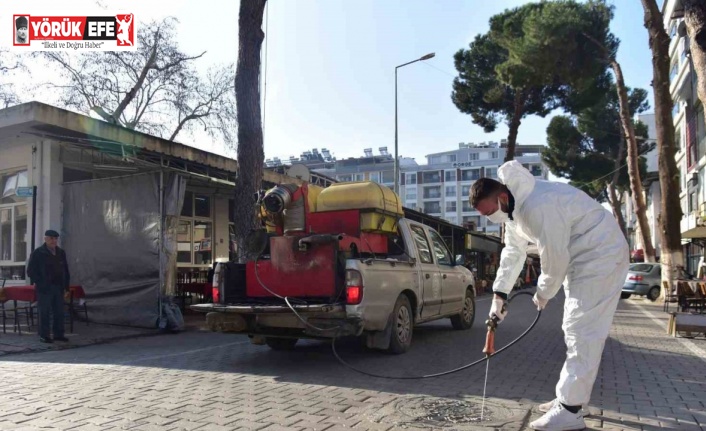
[480,300,506,420]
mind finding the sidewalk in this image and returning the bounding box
[0,320,159,357]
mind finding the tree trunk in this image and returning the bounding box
[607,182,628,238]
[642,0,685,298]
[503,91,525,162]
[233,0,267,264]
[611,60,656,262]
[684,0,706,122]
[609,112,628,239]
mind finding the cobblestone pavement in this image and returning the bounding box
[0,290,704,431]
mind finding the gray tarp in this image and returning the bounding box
[63,173,161,328]
[161,173,186,297]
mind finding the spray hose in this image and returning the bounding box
[331,290,541,380]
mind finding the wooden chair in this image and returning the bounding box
[1,281,33,335]
[663,281,679,312]
[677,281,697,313]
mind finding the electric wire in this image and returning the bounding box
[331,291,540,379]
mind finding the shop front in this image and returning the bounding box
[0,101,305,327]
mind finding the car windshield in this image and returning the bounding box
[630,264,654,273]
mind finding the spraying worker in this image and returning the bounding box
[470,161,628,431]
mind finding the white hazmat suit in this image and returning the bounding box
[492,161,629,407]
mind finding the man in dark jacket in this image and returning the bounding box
[27,230,71,343]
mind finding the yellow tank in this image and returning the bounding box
[315,181,404,215]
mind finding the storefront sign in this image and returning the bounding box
[16,186,34,197]
[452,161,476,168]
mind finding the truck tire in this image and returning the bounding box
[450,289,475,330]
[388,295,413,354]
[265,337,298,351]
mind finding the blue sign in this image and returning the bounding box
[16,187,34,197]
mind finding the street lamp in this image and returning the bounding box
[394,52,435,195]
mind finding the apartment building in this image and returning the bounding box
[663,0,706,273]
[400,141,548,236]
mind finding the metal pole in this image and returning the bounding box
[392,53,434,196]
[394,67,399,195]
[31,185,37,249]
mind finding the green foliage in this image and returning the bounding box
[542,84,653,200]
[452,0,617,142]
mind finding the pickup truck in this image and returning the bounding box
[192,218,476,354]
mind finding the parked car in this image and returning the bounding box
[622,263,661,301]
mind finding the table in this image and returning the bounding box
[0,285,85,334]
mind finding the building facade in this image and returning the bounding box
[400,141,548,236]
[663,0,706,273]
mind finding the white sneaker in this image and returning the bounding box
[537,399,589,417]
[530,403,586,431]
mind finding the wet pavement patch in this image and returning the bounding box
[364,395,530,430]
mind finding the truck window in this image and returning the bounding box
[410,225,433,264]
[429,230,452,266]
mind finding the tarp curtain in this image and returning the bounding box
[63,173,161,328]
[161,173,187,296]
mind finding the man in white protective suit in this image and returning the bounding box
[470,161,629,431]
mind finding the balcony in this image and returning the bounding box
[681,203,706,239]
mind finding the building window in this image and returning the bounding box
[445,185,456,197]
[381,171,394,184]
[462,215,481,229]
[423,201,441,214]
[0,206,27,263]
[422,171,441,183]
[405,192,417,203]
[469,153,479,161]
[337,174,353,182]
[179,191,213,266]
[673,101,680,118]
[670,61,678,82]
[689,191,697,213]
[676,128,683,151]
[461,185,471,197]
[406,173,417,185]
[423,186,441,199]
[429,156,442,164]
[369,172,380,183]
[0,169,29,279]
[461,169,481,181]
[1,170,28,205]
[670,21,677,38]
[445,154,457,163]
[462,201,473,212]
[194,194,211,218]
[445,170,456,182]
[485,167,498,178]
[446,201,457,212]
[446,216,457,225]
[490,151,498,159]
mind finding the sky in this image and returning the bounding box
[4,0,657,167]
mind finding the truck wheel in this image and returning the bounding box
[450,289,475,330]
[620,292,631,299]
[265,337,298,351]
[388,295,413,354]
[648,286,660,302]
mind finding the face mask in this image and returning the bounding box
[486,198,509,224]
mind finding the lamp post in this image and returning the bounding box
[394,52,435,195]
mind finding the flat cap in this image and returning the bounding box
[45,229,60,237]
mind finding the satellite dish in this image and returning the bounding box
[287,164,311,181]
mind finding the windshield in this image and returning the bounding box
[629,264,654,273]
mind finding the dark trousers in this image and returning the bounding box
[37,285,64,339]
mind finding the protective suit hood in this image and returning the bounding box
[497,160,536,210]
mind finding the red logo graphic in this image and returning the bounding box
[12,13,135,49]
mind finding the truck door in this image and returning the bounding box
[428,228,464,315]
[409,224,441,318]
